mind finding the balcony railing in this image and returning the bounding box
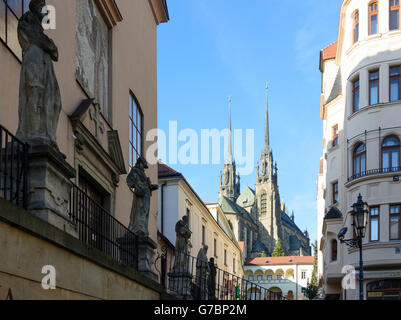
[69,184,138,270]
[347,167,401,183]
[0,124,28,209]
[161,250,287,301]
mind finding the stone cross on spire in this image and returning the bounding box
[264,82,270,153]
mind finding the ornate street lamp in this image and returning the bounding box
[338,194,369,300]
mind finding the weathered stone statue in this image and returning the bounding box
[208,258,217,300]
[127,156,158,237]
[16,0,61,149]
[169,215,193,299]
[173,215,192,273]
[195,245,209,299]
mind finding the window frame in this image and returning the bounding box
[381,135,401,170]
[202,225,206,245]
[224,249,227,266]
[352,77,360,113]
[214,238,217,257]
[390,0,401,31]
[369,1,379,35]
[129,92,144,168]
[353,10,360,44]
[390,204,401,241]
[332,125,339,147]
[331,239,338,262]
[0,0,30,62]
[369,69,380,105]
[390,66,401,102]
[353,143,366,177]
[369,206,380,242]
[332,181,339,204]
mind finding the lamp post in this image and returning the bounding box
[338,194,369,300]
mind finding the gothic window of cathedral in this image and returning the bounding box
[261,193,267,216]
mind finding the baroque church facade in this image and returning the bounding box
[218,88,311,258]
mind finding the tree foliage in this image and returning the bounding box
[271,238,285,257]
[304,241,319,300]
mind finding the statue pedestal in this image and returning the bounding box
[117,232,138,269]
[137,235,158,282]
[27,144,77,237]
[167,272,193,300]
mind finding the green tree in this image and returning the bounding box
[271,238,285,257]
[304,241,319,300]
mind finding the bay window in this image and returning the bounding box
[382,136,400,171]
[390,0,400,31]
[390,205,401,240]
[390,66,401,102]
[370,207,380,242]
[353,11,359,44]
[369,2,379,35]
[369,70,379,105]
[353,78,360,112]
[353,143,366,178]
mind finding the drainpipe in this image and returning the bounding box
[160,183,166,235]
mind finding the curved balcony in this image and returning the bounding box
[347,167,401,184]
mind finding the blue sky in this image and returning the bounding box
[157,0,344,243]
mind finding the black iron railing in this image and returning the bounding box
[348,167,401,182]
[69,184,138,270]
[0,124,28,209]
[163,250,287,301]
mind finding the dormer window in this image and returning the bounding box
[369,2,379,35]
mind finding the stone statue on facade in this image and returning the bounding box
[127,156,158,237]
[15,0,76,234]
[169,215,193,299]
[208,258,217,300]
[16,0,61,149]
[173,215,192,273]
[195,245,209,300]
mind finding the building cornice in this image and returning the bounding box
[94,0,123,28]
[148,0,170,25]
[335,0,352,67]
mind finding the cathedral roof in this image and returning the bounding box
[251,240,270,255]
[236,187,255,208]
[281,211,306,239]
[219,196,256,225]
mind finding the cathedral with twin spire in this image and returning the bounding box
[217,86,311,258]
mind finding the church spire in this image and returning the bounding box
[226,96,233,164]
[264,83,270,153]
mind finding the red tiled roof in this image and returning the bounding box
[322,41,337,61]
[245,256,314,266]
[158,162,182,178]
[238,241,245,254]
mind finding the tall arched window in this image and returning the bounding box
[390,0,400,31]
[369,2,379,35]
[261,193,267,217]
[331,239,338,262]
[382,136,400,171]
[353,10,359,43]
[353,143,366,177]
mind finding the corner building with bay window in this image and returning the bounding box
[317,0,401,300]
